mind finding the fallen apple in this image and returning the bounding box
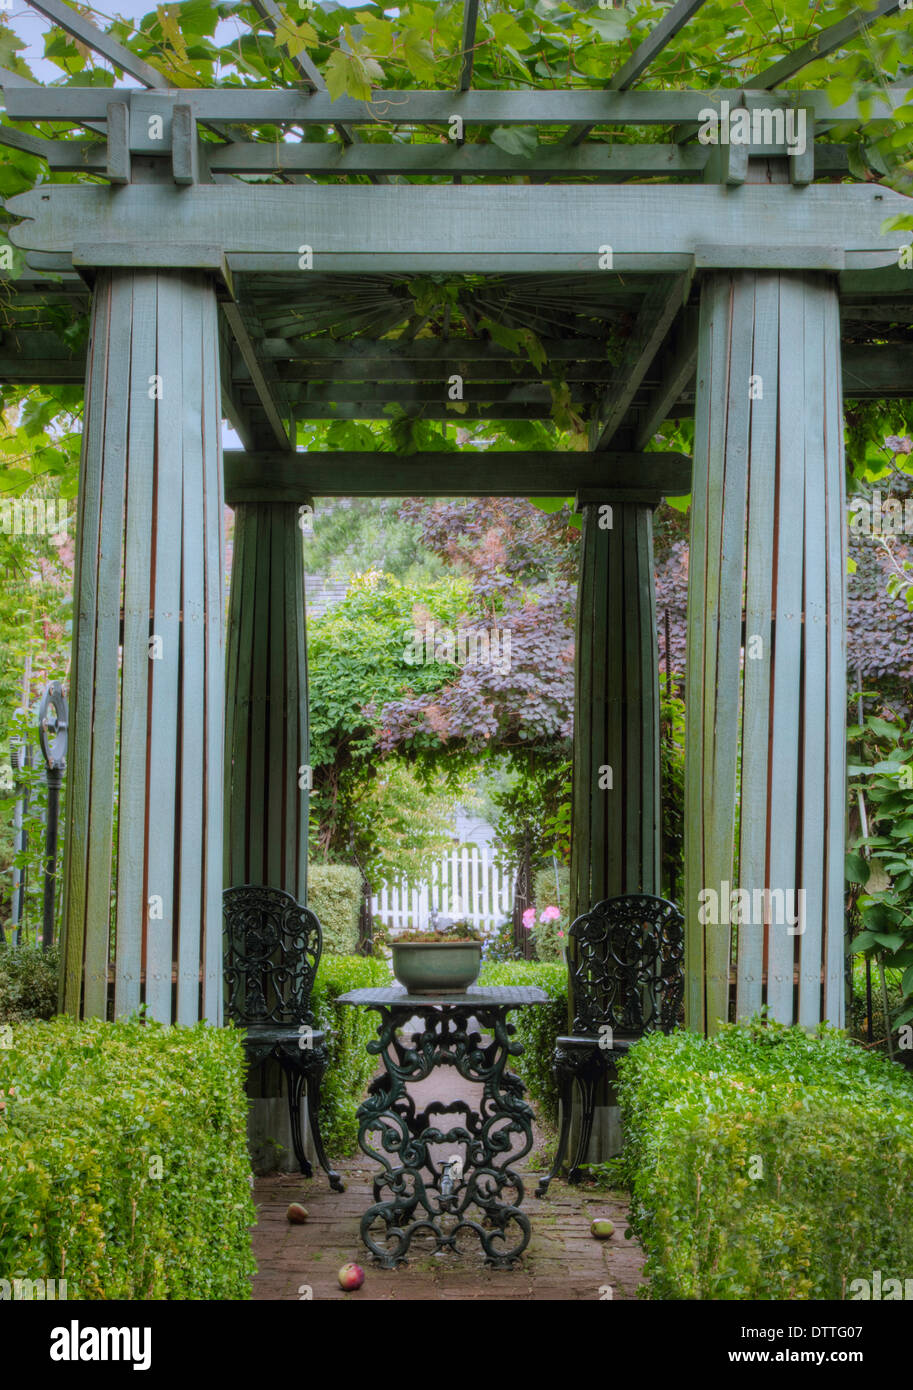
[286,1203,309,1224]
[338,1263,365,1292]
[590,1218,615,1240]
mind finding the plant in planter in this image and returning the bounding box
[392,920,485,994]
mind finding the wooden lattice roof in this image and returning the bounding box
[0,0,911,495]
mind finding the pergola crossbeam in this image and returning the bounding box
[8,184,907,274]
[5,84,908,126]
[223,449,693,501]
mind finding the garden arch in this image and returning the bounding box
[2,0,912,1035]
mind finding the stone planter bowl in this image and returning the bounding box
[391,940,483,994]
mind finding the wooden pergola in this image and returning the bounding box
[2,0,911,1035]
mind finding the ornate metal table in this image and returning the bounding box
[337,984,548,1269]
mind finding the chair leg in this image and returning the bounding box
[281,1061,313,1178]
[306,1066,345,1193]
[536,1067,575,1198]
[568,1070,598,1184]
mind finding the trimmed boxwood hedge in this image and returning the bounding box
[312,952,390,1155]
[0,1016,256,1299]
[0,942,59,1022]
[618,1018,913,1300]
[308,864,362,955]
[478,960,567,1128]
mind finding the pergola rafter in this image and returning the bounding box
[1,0,910,1046]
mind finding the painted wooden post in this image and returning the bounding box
[570,498,662,921]
[224,499,311,1174]
[60,268,225,1024]
[685,271,846,1035]
[224,502,310,901]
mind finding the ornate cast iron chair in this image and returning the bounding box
[223,884,344,1192]
[536,893,684,1197]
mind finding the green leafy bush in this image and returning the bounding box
[308,863,362,955]
[478,960,567,1127]
[0,942,59,1022]
[312,953,390,1154]
[531,864,571,961]
[618,1018,913,1300]
[0,1016,255,1299]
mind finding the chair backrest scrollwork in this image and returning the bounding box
[568,894,684,1038]
[223,884,322,1028]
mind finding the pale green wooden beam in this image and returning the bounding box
[0,122,57,159]
[262,381,600,406]
[222,298,291,449]
[251,400,557,420]
[842,344,913,396]
[5,84,907,126]
[205,140,714,179]
[9,184,908,272]
[2,333,908,400]
[22,2,241,149]
[565,0,708,148]
[753,0,904,90]
[250,0,393,185]
[43,136,852,179]
[259,337,621,363]
[0,62,108,138]
[632,307,699,449]
[219,313,258,452]
[246,356,616,384]
[590,275,689,450]
[223,449,692,500]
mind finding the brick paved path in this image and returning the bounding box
[252,1062,646,1302]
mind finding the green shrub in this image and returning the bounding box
[0,1016,256,1299]
[0,943,59,1022]
[312,953,390,1154]
[308,863,362,955]
[531,865,571,961]
[618,1018,913,1300]
[478,960,567,1127]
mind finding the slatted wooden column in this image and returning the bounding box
[224,500,310,1175]
[685,271,846,1035]
[570,497,661,920]
[224,502,310,900]
[60,268,225,1025]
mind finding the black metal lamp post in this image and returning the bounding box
[9,715,32,946]
[37,682,68,952]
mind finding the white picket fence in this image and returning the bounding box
[372,846,514,934]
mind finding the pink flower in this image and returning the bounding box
[540,905,561,923]
[522,907,536,930]
[558,930,565,939]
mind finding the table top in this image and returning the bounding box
[337,985,549,1009]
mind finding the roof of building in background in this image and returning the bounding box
[305,576,350,621]
[453,806,496,847]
